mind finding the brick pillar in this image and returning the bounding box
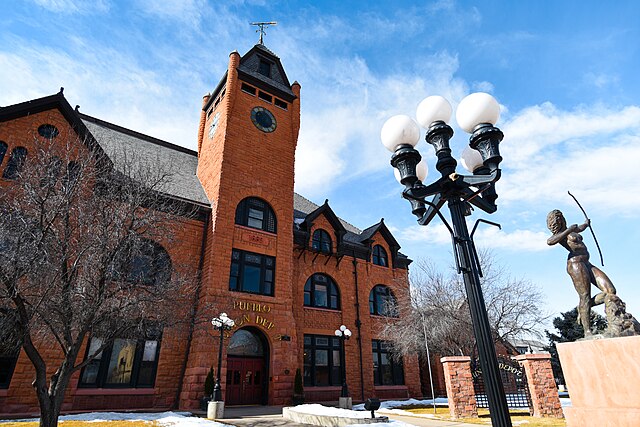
[514,353,563,418]
[440,356,477,419]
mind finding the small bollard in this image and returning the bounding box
[364,398,381,419]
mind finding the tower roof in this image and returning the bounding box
[236,44,297,102]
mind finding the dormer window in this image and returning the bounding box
[372,245,388,267]
[258,59,271,77]
[311,229,332,254]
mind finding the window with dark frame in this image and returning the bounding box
[258,59,271,77]
[0,352,18,389]
[229,249,275,296]
[0,310,20,390]
[108,238,172,287]
[241,83,257,96]
[369,285,398,317]
[274,98,288,110]
[303,334,342,387]
[258,91,273,103]
[372,245,389,267]
[235,197,277,233]
[311,229,332,253]
[2,147,28,180]
[0,141,7,165]
[79,332,161,389]
[372,340,404,386]
[37,124,59,139]
[304,273,340,310]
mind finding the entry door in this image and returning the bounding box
[225,357,265,405]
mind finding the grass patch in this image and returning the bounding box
[406,407,566,427]
[0,422,158,427]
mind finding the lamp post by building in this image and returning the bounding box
[381,93,512,427]
[210,313,235,407]
[334,325,352,408]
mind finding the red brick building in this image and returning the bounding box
[0,43,420,416]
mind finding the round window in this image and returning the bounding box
[38,124,60,139]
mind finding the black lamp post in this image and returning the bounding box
[381,93,512,427]
[211,313,235,402]
[334,324,352,398]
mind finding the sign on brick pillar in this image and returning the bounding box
[514,353,563,418]
[440,356,478,419]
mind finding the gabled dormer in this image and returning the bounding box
[296,199,347,253]
[358,219,405,268]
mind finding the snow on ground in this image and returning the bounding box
[0,412,230,426]
[352,398,448,411]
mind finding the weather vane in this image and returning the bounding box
[250,21,277,45]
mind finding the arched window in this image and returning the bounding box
[235,197,277,233]
[369,285,397,317]
[311,229,332,253]
[228,329,265,357]
[110,238,172,286]
[0,141,7,165]
[304,273,340,310]
[372,245,388,267]
[40,156,62,187]
[2,147,28,180]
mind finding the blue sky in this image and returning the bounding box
[2,0,640,334]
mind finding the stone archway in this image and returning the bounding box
[225,327,270,405]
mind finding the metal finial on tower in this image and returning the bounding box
[250,21,277,45]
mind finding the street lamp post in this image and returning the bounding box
[211,313,235,402]
[381,93,512,427]
[334,325,352,399]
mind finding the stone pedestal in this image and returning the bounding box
[441,356,477,419]
[513,353,563,418]
[207,401,224,419]
[339,397,353,409]
[557,335,640,427]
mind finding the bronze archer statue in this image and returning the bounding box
[546,209,616,336]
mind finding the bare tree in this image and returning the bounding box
[380,250,549,360]
[0,132,198,427]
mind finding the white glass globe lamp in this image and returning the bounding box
[456,92,500,134]
[416,96,452,129]
[381,115,420,152]
[460,146,484,172]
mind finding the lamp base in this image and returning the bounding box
[207,401,225,419]
[338,396,352,410]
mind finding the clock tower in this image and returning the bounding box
[183,44,301,408]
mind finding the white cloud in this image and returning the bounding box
[290,50,471,198]
[0,38,200,148]
[499,103,640,214]
[134,0,208,26]
[396,221,550,253]
[31,0,110,14]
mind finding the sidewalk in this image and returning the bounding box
[384,411,485,427]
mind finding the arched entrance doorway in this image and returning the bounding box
[225,327,269,405]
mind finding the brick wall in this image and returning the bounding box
[441,356,477,418]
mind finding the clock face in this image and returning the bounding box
[251,107,277,133]
[208,112,221,139]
